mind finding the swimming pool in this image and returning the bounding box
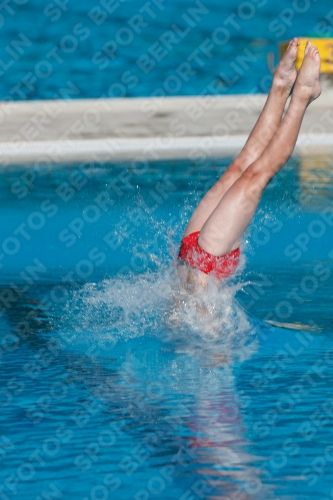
[0,156,333,499]
[1,0,332,100]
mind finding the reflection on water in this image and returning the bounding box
[57,265,264,499]
[299,153,333,207]
[61,266,258,485]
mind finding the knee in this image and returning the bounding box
[215,161,243,189]
[227,160,244,179]
[240,164,257,184]
[240,164,267,197]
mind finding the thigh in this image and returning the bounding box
[198,164,266,256]
[184,162,243,237]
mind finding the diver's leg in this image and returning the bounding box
[184,38,300,237]
[198,43,321,256]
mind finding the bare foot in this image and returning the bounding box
[273,37,300,93]
[293,41,321,104]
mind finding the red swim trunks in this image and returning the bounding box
[178,231,240,280]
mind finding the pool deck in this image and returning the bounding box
[1,93,333,165]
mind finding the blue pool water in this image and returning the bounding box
[1,0,333,100]
[1,157,333,499]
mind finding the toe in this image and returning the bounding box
[304,40,312,55]
[289,37,297,49]
[309,47,320,61]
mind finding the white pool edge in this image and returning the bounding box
[0,134,332,165]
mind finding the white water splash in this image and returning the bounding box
[62,256,257,362]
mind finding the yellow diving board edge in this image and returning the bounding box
[280,38,333,73]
